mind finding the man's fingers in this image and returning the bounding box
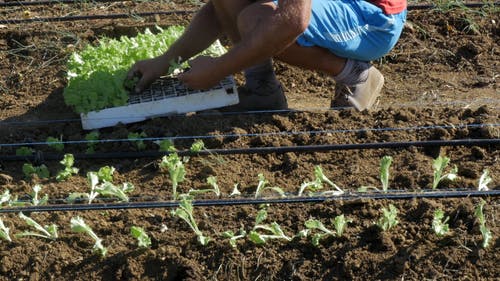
[126,65,138,80]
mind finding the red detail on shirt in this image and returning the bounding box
[369,0,407,15]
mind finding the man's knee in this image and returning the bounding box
[237,1,276,37]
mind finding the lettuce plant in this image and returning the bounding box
[432,209,450,237]
[298,165,344,196]
[376,204,399,231]
[0,190,11,207]
[0,218,12,242]
[474,200,492,248]
[188,176,221,197]
[432,156,458,189]
[16,212,58,240]
[56,154,79,182]
[254,174,284,198]
[222,229,247,248]
[46,136,64,152]
[30,184,48,206]
[380,156,393,192]
[130,226,152,248]
[171,196,210,246]
[70,216,107,257]
[16,147,33,156]
[477,169,491,191]
[22,163,50,179]
[156,139,177,152]
[159,153,186,200]
[297,215,352,246]
[85,131,99,154]
[248,209,291,244]
[128,131,147,151]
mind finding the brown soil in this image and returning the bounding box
[0,1,499,280]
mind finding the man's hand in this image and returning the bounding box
[178,56,224,90]
[126,56,169,94]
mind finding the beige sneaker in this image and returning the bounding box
[227,82,288,111]
[330,66,384,111]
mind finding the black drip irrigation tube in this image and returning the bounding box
[1,138,498,162]
[0,189,498,214]
[1,2,498,24]
[0,10,195,24]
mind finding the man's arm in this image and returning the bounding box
[128,2,222,93]
[179,0,311,89]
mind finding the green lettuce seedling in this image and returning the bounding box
[159,153,186,200]
[432,156,458,189]
[16,212,58,240]
[229,183,241,197]
[22,163,50,179]
[97,165,115,183]
[474,200,492,249]
[16,147,33,156]
[0,217,12,242]
[70,216,107,257]
[56,154,79,182]
[30,184,48,206]
[0,189,11,206]
[67,172,100,204]
[95,182,134,202]
[432,209,450,237]
[254,174,285,198]
[156,139,177,152]
[298,165,344,196]
[380,156,393,192]
[188,176,221,197]
[376,204,399,231]
[46,136,64,152]
[222,229,247,248]
[477,169,492,191]
[248,209,291,244]
[171,196,210,246]
[298,215,352,246]
[128,131,147,151]
[190,139,205,153]
[84,131,99,154]
[130,226,152,248]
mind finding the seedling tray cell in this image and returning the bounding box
[81,76,239,130]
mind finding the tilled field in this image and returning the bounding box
[0,1,498,280]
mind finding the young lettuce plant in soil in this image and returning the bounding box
[22,163,50,179]
[376,204,399,231]
[248,208,292,245]
[84,131,99,154]
[159,153,186,200]
[432,209,450,237]
[474,200,492,249]
[477,169,492,191]
[297,215,352,246]
[222,228,247,248]
[56,153,79,182]
[254,174,285,198]
[171,195,210,246]
[70,216,107,257]
[130,226,152,249]
[298,165,344,196]
[432,155,458,189]
[15,212,58,241]
[46,136,64,152]
[128,131,147,151]
[0,189,10,206]
[15,147,33,156]
[156,139,177,152]
[30,184,48,206]
[0,217,12,242]
[380,156,393,192]
[188,176,221,197]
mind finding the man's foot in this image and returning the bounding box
[331,66,384,111]
[226,82,288,111]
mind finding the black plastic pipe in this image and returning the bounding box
[1,2,498,24]
[1,138,498,162]
[0,10,195,24]
[0,0,126,7]
[0,189,498,214]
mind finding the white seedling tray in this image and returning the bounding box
[81,76,239,130]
